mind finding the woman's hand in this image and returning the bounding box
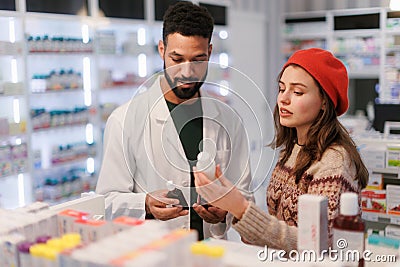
[193,165,249,219]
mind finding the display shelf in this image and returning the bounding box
[0,133,26,140]
[0,171,29,179]
[32,122,89,133]
[93,18,157,129]
[99,85,140,91]
[333,29,381,38]
[371,167,400,176]
[23,12,98,201]
[348,72,380,79]
[30,88,85,95]
[362,211,400,225]
[284,7,400,109]
[0,1,231,209]
[0,11,28,210]
[33,155,95,172]
[27,51,93,55]
[0,91,24,97]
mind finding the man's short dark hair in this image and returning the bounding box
[162,1,214,45]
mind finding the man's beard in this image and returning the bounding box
[163,62,207,100]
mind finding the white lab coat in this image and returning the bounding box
[96,75,253,239]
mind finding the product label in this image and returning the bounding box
[332,228,364,266]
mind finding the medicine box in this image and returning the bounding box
[386,184,400,215]
[361,189,386,213]
[298,194,328,253]
[359,144,386,169]
[386,144,400,168]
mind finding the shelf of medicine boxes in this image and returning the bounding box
[284,9,382,79]
[331,28,381,79]
[283,11,329,59]
[94,18,156,124]
[383,11,400,104]
[0,13,28,177]
[362,166,400,228]
[0,12,32,209]
[24,14,100,202]
[355,135,400,231]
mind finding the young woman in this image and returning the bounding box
[194,48,368,252]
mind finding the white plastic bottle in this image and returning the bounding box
[196,151,216,180]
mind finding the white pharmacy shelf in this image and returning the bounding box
[362,211,400,225]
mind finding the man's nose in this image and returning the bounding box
[180,62,195,78]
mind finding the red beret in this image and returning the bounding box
[282,48,349,116]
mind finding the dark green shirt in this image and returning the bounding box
[166,98,204,240]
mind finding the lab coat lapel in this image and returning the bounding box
[148,83,190,180]
[201,91,221,152]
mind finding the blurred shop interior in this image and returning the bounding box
[0,0,400,265]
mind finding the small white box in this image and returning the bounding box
[359,145,386,170]
[74,219,112,243]
[386,144,400,169]
[385,225,400,239]
[112,216,145,233]
[386,184,400,215]
[298,194,328,253]
[57,209,89,236]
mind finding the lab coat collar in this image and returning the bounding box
[149,75,221,122]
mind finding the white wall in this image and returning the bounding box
[228,1,283,212]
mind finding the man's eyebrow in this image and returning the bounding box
[168,51,208,58]
[169,51,182,56]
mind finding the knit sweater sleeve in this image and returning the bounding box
[232,201,297,253]
[232,146,360,253]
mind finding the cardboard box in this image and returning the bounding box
[386,144,400,168]
[366,172,383,190]
[57,209,89,236]
[361,189,386,213]
[359,145,386,169]
[297,194,328,253]
[386,185,400,215]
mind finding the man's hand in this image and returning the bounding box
[192,203,228,224]
[145,189,188,220]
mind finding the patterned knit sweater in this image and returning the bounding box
[232,144,360,252]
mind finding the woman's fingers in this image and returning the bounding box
[216,164,222,177]
[215,165,233,188]
[194,169,211,186]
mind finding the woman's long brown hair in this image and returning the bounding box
[270,65,368,189]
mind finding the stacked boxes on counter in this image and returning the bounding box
[0,200,226,267]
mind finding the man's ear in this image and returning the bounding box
[158,40,165,60]
[208,43,213,59]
